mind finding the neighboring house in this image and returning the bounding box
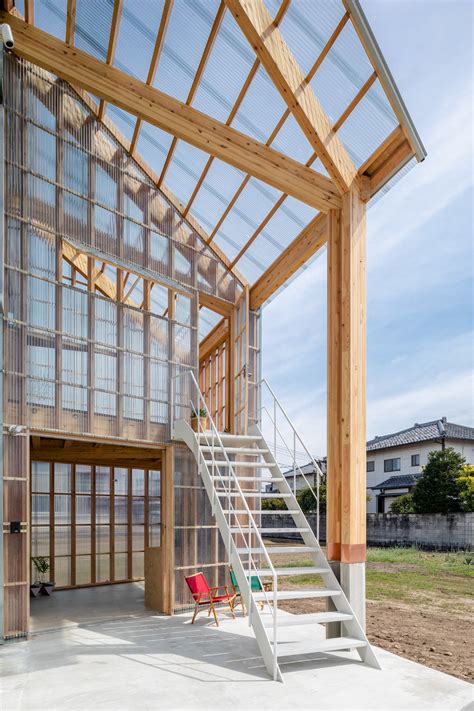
[367,418,474,513]
[267,460,326,493]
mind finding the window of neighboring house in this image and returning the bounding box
[411,454,420,467]
[384,458,401,472]
[366,461,375,472]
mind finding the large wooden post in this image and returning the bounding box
[327,186,367,627]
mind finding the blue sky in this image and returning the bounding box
[262,0,474,456]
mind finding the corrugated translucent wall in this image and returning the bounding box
[3,55,242,445]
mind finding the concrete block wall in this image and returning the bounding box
[261,512,474,550]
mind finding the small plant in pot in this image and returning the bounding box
[31,556,55,596]
[191,407,208,432]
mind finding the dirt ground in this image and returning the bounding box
[264,540,474,683]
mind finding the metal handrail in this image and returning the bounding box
[259,378,323,540]
[171,365,279,680]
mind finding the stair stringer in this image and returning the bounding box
[250,423,381,670]
[173,420,283,681]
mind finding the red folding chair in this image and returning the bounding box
[185,572,237,627]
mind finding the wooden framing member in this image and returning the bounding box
[97,0,124,120]
[2,12,341,213]
[129,0,173,155]
[199,318,228,362]
[157,1,226,187]
[224,0,358,193]
[65,0,76,44]
[327,188,367,564]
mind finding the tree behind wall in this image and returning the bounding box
[412,448,467,513]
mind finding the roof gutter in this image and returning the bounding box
[343,0,427,163]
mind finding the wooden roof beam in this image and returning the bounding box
[97,0,124,120]
[65,0,75,44]
[224,0,358,193]
[3,13,340,212]
[129,0,174,155]
[199,318,229,362]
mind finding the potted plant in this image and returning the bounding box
[32,556,55,596]
[191,407,208,432]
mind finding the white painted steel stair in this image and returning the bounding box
[172,376,380,681]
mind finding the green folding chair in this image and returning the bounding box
[229,568,272,613]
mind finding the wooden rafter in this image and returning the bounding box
[183,0,291,218]
[97,0,124,120]
[130,0,174,155]
[65,0,76,44]
[205,12,349,246]
[24,0,34,24]
[3,13,340,212]
[224,0,358,193]
[157,1,226,188]
[199,318,228,362]
[230,71,376,268]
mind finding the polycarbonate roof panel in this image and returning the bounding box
[74,0,113,62]
[189,159,246,230]
[153,0,220,103]
[33,0,67,41]
[105,105,136,144]
[199,307,223,341]
[192,9,255,123]
[277,1,345,76]
[113,0,165,82]
[135,123,174,178]
[232,64,289,144]
[164,142,212,207]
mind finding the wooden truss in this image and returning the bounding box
[0,2,424,309]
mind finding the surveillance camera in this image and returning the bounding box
[0,24,14,50]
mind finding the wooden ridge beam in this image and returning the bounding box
[249,213,327,310]
[2,13,340,212]
[224,0,358,193]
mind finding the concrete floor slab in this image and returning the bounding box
[1,588,472,711]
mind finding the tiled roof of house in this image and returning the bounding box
[282,463,318,478]
[366,418,474,452]
[370,474,422,490]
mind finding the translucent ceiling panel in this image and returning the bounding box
[311,21,373,126]
[234,250,266,284]
[278,1,344,77]
[105,105,136,144]
[338,80,398,168]
[135,123,174,179]
[232,65,288,143]
[34,0,67,41]
[75,0,113,62]
[272,112,314,164]
[193,9,255,123]
[114,0,165,80]
[164,142,212,207]
[154,0,220,103]
[198,307,222,342]
[189,159,246,231]
[212,178,282,255]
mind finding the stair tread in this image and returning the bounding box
[217,492,292,497]
[201,447,269,454]
[222,510,300,515]
[253,589,341,601]
[275,637,367,653]
[262,612,353,627]
[197,432,261,442]
[204,460,278,468]
[212,476,275,482]
[253,528,308,533]
[253,567,328,576]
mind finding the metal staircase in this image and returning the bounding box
[172,372,380,681]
